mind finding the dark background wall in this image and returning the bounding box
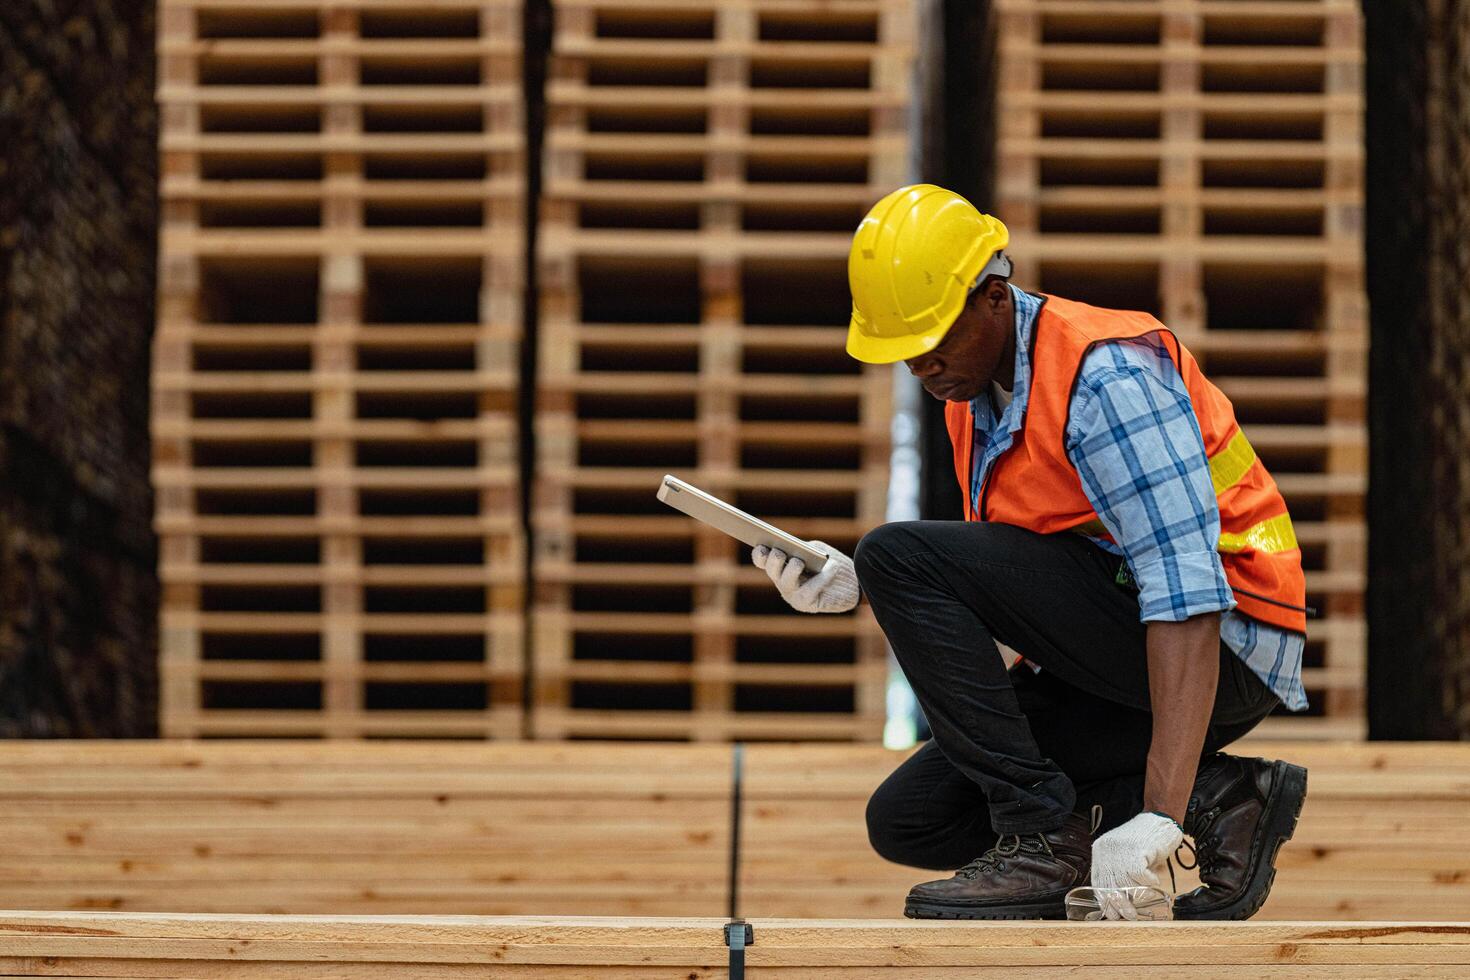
[0,2,158,735]
[1364,0,1470,739]
[917,0,991,521]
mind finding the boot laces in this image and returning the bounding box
[955,832,1054,880]
[1175,837,1199,871]
[1183,783,1230,875]
[1161,838,1199,893]
[1179,806,1218,874]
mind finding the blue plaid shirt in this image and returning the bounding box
[969,287,1307,711]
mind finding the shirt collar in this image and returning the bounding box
[969,284,1040,435]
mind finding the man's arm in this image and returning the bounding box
[1144,614,1220,823]
[1066,337,1240,917]
[1065,337,1238,817]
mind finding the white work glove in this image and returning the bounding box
[1090,812,1184,921]
[751,541,859,614]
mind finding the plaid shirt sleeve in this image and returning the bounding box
[1064,336,1237,623]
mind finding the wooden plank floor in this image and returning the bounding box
[2,741,1468,922]
[2,912,1469,977]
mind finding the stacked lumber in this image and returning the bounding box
[2,741,1468,921]
[991,0,1367,738]
[4,912,1470,977]
[531,0,915,740]
[153,1,526,737]
[0,741,729,916]
[741,741,1470,921]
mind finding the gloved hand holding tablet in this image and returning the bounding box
[656,475,860,613]
[656,475,831,573]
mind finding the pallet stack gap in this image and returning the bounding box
[533,0,916,741]
[154,0,526,738]
[993,0,1366,736]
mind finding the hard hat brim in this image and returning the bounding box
[845,316,956,365]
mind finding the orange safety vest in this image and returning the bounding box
[944,294,1307,633]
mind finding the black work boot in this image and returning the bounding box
[903,810,1093,920]
[1174,753,1308,920]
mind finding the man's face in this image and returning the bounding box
[903,279,1013,402]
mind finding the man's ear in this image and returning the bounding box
[965,279,1009,313]
[983,278,1010,313]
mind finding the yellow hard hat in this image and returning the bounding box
[846,184,1011,364]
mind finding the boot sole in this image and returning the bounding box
[1175,760,1308,921]
[904,895,1069,921]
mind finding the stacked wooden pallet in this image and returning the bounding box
[2,741,1467,921]
[991,0,1367,737]
[531,0,915,740]
[6,913,1470,978]
[153,0,526,737]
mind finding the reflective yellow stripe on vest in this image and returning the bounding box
[1217,513,1298,555]
[1209,429,1256,496]
[1071,426,1296,555]
[1209,430,1299,554]
[1072,514,1297,555]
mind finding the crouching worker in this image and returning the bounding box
[752,185,1309,921]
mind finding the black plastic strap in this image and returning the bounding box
[724,920,753,980]
[728,742,744,920]
[725,744,749,978]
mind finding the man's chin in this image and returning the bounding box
[925,383,982,402]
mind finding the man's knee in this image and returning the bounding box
[853,521,929,589]
[865,777,970,871]
[854,520,1019,590]
[864,779,914,866]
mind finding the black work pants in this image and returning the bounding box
[853,520,1278,871]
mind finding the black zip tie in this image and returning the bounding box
[724,919,753,979]
[728,742,744,920]
[724,744,749,979]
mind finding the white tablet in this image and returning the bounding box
[656,475,830,574]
